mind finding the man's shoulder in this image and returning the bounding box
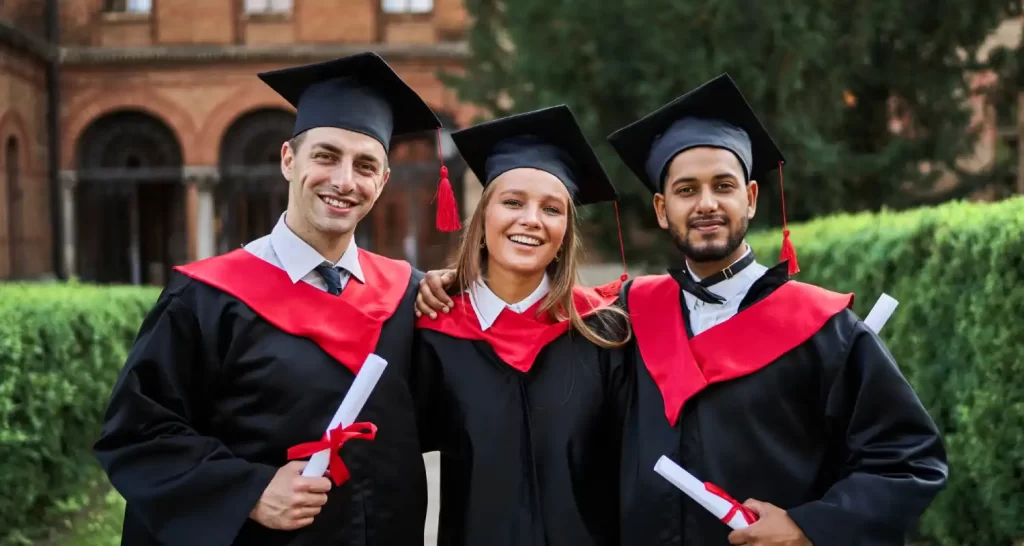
[241,234,274,263]
[620,273,675,304]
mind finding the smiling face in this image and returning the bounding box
[281,126,391,243]
[653,146,757,263]
[483,168,571,280]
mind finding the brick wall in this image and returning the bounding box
[156,0,235,44]
[0,44,52,278]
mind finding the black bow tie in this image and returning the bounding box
[668,251,756,305]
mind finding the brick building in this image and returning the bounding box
[0,0,477,284]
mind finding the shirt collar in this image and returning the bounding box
[469,274,550,331]
[269,213,365,285]
[685,246,765,303]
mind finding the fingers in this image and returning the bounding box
[282,515,316,531]
[415,291,437,319]
[427,272,455,307]
[727,528,751,545]
[283,460,308,474]
[296,476,333,494]
[742,498,768,516]
[417,282,449,319]
[291,491,329,508]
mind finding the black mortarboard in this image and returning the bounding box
[257,52,442,153]
[606,73,785,194]
[451,105,618,206]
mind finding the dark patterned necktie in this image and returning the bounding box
[314,262,343,296]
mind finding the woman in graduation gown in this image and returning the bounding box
[414,105,633,546]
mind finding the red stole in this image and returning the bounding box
[173,248,411,376]
[628,275,853,425]
[416,281,622,373]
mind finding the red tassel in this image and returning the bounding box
[434,165,461,232]
[593,278,624,299]
[779,228,799,275]
[433,127,461,232]
[776,161,798,275]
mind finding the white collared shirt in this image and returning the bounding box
[682,247,768,335]
[469,275,550,331]
[244,213,365,293]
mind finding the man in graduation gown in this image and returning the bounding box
[93,52,448,546]
[603,74,949,545]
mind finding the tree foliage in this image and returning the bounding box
[442,0,1022,263]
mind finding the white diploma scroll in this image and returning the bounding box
[301,353,388,479]
[863,293,899,334]
[654,456,755,530]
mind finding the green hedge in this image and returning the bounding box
[748,196,1024,546]
[0,282,159,545]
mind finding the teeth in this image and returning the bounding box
[509,235,542,246]
[322,196,352,209]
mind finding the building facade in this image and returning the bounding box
[0,0,477,284]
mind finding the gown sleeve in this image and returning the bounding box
[93,282,278,546]
[786,319,949,546]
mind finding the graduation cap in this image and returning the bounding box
[258,52,461,232]
[607,73,798,274]
[451,104,619,206]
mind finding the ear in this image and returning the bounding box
[653,193,669,230]
[746,180,759,219]
[281,141,295,181]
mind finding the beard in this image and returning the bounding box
[669,214,748,263]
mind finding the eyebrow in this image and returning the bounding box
[499,189,568,205]
[670,173,740,186]
[310,142,382,167]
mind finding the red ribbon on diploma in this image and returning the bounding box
[287,422,378,486]
[704,482,759,526]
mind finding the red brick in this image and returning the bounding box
[0,44,52,278]
[296,0,376,43]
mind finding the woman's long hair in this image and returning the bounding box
[448,183,632,349]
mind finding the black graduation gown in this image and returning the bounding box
[619,263,948,546]
[93,248,432,546]
[415,287,632,546]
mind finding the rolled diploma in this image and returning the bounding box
[863,293,899,334]
[301,353,388,478]
[654,456,752,530]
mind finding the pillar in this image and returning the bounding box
[183,166,220,261]
[59,170,77,278]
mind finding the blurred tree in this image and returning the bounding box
[442,0,1023,264]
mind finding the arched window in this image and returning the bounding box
[217,108,295,252]
[75,111,184,285]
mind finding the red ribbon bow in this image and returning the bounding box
[287,422,378,486]
[704,482,759,526]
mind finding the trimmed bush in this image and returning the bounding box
[0,282,160,545]
[748,196,1024,546]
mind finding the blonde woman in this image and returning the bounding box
[414,105,632,546]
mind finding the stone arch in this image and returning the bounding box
[215,107,296,253]
[62,90,197,169]
[73,110,187,285]
[197,86,293,166]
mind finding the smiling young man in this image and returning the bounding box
[605,74,948,546]
[93,53,443,546]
